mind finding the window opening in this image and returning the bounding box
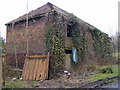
[67,24,72,37]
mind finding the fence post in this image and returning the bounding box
[46,52,50,79]
[0,54,2,89]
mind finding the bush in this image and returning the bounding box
[88,64,97,71]
[99,65,113,73]
[3,65,22,80]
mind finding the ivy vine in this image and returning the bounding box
[91,28,114,59]
[45,12,114,73]
[68,13,88,63]
[45,12,65,74]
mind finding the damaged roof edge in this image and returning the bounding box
[5,2,53,25]
[5,2,96,30]
[5,13,45,25]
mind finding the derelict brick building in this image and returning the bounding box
[5,2,112,71]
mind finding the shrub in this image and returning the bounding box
[99,65,113,73]
[88,64,97,72]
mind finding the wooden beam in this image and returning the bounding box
[26,55,48,58]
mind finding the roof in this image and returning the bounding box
[5,2,69,25]
[5,2,95,30]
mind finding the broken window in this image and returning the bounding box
[67,24,72,37]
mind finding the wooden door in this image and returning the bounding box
[22,53,50,80]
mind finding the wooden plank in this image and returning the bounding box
[29,59,34,80]
[26,55,48,58]
[39,59,43,80]
[40,59,43,80]
[44,58,47,79]
[36,59,41,80]
[44,59,47,80]
[46,59,48,79]
[41,59,44,80]
[32,59,36,80]
[39,59,42,80]
[35,59,39,80]
[33,59,39,80]
[31,59,35,80]
[31,59,36,80]
[28,59,33,80]
[43,59,46,80]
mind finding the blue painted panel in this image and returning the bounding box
[72,48,77,63]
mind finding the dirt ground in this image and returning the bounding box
[35,73,92,88]
[35,75,119,88]
[3,71,95,88]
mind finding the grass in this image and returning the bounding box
[112,53,120,57]
[90,64,119,81]
[3,64,119,88]
[3,81,38,88]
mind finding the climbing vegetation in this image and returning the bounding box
[68,13,114,63]
[71,25,88,63]
[68,13,88,63]
[45,12,114,74]
[91,28,114,59]
[45,12,65,74]
[45,26,65,73]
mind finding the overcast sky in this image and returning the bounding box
[0,0,119,39]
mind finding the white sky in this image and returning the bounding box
[0,0,119,39]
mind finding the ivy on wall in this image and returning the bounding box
[45,12,114,74]
[68,13,88,63]
[71,25,88,62]
[91,28,114,59]
[45,12,65,74]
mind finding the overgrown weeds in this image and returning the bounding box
[99,65,113,73]
[3,65,22,80]
[90,64,119,81]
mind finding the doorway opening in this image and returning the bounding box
[65,50,72,70]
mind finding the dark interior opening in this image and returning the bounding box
[65,50,72,54]
[67,24,72,37]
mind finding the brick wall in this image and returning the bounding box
[6,13,97,69]
[6,16,48,68]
